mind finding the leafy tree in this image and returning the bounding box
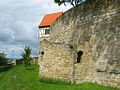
[54,0,84,6]
[0,52,8,66]
[21,46,32,70]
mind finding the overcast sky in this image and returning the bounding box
[0,0,72,59]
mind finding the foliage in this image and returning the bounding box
[21,46,32,69]
[0,64,118,90]
[69,44,73,49]
[0,52,8,66]
[54,0,84,6]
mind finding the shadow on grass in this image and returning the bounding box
[26,68,37,70]
[24,64,39,70]
[39,77,71,85]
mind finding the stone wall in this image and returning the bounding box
[30,57,38,64]
[39,0,120,88]
[12,60,23,65]
[39,40,77,81]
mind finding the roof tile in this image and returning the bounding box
[38,12,62,27]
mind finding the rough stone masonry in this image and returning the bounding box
[39,0,120,88]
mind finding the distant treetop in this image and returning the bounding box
[54,0,85,6]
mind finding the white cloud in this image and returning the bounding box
[0,0,72,58]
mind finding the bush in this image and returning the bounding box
[0,53,8,66]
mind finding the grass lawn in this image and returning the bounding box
[0,64,119,90]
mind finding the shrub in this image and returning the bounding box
[0,52,8,66]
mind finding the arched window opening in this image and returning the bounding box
[77,51,83,63]
[41,51,44,55]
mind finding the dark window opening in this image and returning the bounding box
[41,51,44,55]
[45,29,50,34]
[77,51,83,63]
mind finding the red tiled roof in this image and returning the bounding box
[38,12,63,27]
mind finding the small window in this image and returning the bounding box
[77,51,83,63]
[45,29,50,34]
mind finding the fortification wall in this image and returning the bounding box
[39,40,77,81]
[49,0,120,88]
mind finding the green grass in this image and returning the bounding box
[39,77,71,85]
[0,64,119,90]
